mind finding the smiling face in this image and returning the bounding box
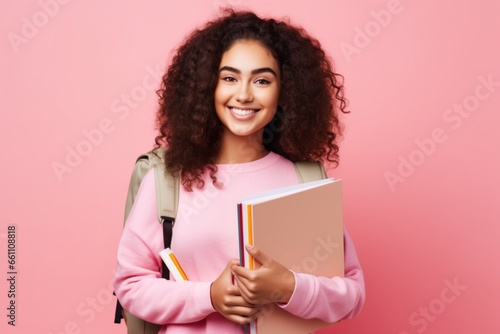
[214,40,281,146]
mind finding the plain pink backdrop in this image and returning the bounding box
[1,0,499,333]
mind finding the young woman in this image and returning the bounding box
[114,9,365,334]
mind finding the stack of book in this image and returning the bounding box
[237,179,345,334]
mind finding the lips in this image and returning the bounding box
[229,107,259,116]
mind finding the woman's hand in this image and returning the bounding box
[210,259,260,324]
[231,245,296,305]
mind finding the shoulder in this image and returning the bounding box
[136,168,157,198]
[125,168,159,231]
[269,151,294,168]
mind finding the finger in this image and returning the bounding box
[232,275,260,305]
[227,305,260,318]
[225,312,259,325]
[236,284,254,305]
[231,264,264,302]
[232,272,261,303]
[223,294,251,307]
[219,301,260,324]
[231,263,252,280]
[232,272,252,292]
[245,245,272,266]
[222,259,240,284]
[225,302,261,317]
[225,284,242,297]
[224,293,259,308]
[232,273,248,294]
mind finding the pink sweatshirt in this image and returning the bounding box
[114,152,365,334]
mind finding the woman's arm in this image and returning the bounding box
[114,195,214,324]
[114,169,259,325]
[279,228,365,321]
[114,211,215,324]
[232,228,365,323]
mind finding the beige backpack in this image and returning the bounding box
[114,147,327,334]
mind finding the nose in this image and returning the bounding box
[235,82,253,103]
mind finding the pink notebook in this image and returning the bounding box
[237,179,344,334]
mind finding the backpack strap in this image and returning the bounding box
[149,148,179,224]
[293,161,327,183]
[115,148,179,326]
[123,147,179,225]
[143,148,179,280]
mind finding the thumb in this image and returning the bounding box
[245,245,271,266]
[222,258,240,281]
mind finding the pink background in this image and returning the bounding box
[1,0,499,333]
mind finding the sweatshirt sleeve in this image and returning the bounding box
[279,228,365,322]
[113,169,215,325]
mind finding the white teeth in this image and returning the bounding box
[231,107,257,116]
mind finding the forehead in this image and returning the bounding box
[219,40,279,71]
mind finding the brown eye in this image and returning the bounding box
[255,78,270,85]
[222,76,237,82]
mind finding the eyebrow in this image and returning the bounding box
[219,66,278,77]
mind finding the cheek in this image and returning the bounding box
[258,88,280,109]
[214,86,228,120]
[214,86,222,104]
[214,84,233,101]
[214,84,229,104]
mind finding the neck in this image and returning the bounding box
[215,130,269,164]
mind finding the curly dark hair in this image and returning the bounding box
[155,8,349,191]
